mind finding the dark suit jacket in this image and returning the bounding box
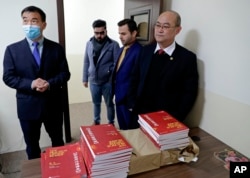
[113,41,142,105]
[127,42,199,121]
[3,38,71,120]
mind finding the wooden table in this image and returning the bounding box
[21,127,229,178]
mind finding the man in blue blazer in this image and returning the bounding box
[113,19,142,130]
[2,6,70,159]
[127,10,199,122]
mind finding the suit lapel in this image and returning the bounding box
[115,47,124,71]
[141,44,156,79]
[97,40,110,63]
[159,44,180,80]
[22,39,40,69]
[117,42,140,72]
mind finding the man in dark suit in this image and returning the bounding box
[113,19,142,130]
[2,6,70,159]
[128,10,199,122]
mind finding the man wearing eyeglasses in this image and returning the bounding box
[127,10,199,122]
[83,19,120,125]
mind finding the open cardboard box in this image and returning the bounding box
[120,129,199,175]
[160,137,199,166]
[120,129,161,175]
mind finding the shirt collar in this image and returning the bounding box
[124,44,131,49]
[154,41,176,56]
[26,37,44,47]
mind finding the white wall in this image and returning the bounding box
[66,0,250,157]
[0,0,124,153]
[0,0,58,153]
[64,0,124,103]
[163,0,250,157]
[1,0,250,159]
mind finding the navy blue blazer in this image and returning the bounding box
[3,38,71,120]
[113,41,142,105]
[127,42,199,121]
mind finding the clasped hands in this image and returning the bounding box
[32,78,49,92]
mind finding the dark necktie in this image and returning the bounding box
[33,42,40,66]
[158,49,165,55]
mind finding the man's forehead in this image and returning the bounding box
[158,13,176,23]
[22,12,40,19]
[94,26,105,30]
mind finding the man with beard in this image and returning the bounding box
[112,19,142,130]
[83,19,120,125]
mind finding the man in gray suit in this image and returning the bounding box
[83,19,120,125]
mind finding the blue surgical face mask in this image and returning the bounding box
[22,25,41,40]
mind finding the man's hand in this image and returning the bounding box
[32,78,49,92]
[83,82,88,88]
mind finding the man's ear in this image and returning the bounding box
[132,30,137,38]
[175,26,182,35]
[42,22,47,30]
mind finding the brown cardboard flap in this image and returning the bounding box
[120,129,161,175]
[160,137,200,166]
[120,129,200,175]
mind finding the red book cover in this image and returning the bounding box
[139,126,161,149]
[80,135,130,176]
[139,110,189,141]
[79,136,93,175]
[40,152,46,178]
[140,126,189,150]
[41,142,87,178]
[80,124,132,161]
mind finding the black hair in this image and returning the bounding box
[21,6,46,22]
[117,19,138,33]
[92,19,106,29]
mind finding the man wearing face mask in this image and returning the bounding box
[2,6,71,159]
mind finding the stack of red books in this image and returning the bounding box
[138,110,190,150]
[41,142,87,178]
[80,124,133,178]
